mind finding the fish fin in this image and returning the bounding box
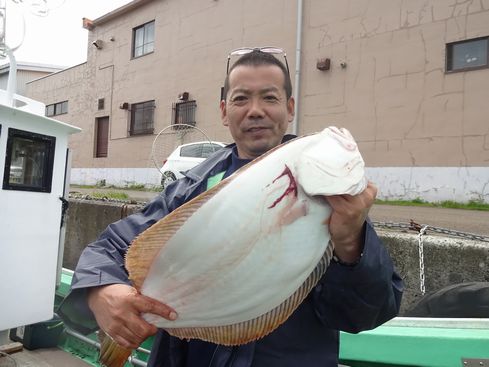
[126,178,231,291]
[164,244,333,345]
[98,330,133,367]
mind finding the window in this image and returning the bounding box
[3,128,56,192]
[98,98,105,110]
[201,143,223,158]
[180,143,204,158]
[446,37,489,72]
[46,101,68,117]
[133,21,155,58]
[172,100,197,126]
[180,143,223,159]
[130,100,155,135]
[95,117,109,157]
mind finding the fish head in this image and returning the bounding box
[296,126,367,196]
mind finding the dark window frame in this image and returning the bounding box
[46,100,68,117]
[129,100,155,136]
[132,20,155,59]
[446,36,489,73]
[172,100,197,127]
[98,98,105,110]
[3,128,56,193]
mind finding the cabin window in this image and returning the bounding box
[129,100,155,136]
[172,100,197,126]
[446,37,489,72]
[3,128,56,193]
[132,20,155,58]
[46,101,68,117]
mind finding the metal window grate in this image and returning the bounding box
[130,100,155,135]
[172,100,196,127]
[98,98,105,110]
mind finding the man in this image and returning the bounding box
[59,48,403,367]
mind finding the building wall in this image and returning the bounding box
[301,0,489,166]
[27,0,296,186]
[25,0,489,201]
[0,69,56,95]
[298,0,489,202]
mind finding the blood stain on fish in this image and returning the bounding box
[268,165,298,209]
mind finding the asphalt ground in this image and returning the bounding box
[70,186,489,237]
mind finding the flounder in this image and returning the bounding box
[100,126,367,366]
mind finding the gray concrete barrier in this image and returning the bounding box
[63,199,142,270]
[64,199,489,315]
[379,230,489,313]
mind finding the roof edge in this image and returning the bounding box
[83,0,155,30]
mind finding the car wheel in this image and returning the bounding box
[161,171,177,189]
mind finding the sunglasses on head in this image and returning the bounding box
[226,46,290,76]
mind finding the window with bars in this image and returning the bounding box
[45,101,68,117]
[446,37,489,72]
[133,20,155,58]
[130,100,155,136]
[98,98,105,110]
[172,100,197,126]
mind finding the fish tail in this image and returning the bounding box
[98,330,133,367]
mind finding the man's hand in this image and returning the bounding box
[88,284,177,349]
[325,182,377,263]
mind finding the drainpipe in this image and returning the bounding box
[5,46,16,106]
[291,0,303,136]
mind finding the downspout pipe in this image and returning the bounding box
[5,45,16,106]
[291,0,303,136]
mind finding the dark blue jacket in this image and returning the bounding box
[59,140,403,367]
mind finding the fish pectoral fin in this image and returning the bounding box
[280,200,309,226]
[98,330,133,367]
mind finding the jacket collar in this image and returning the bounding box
[182,134,297,183]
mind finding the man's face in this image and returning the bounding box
[220,64,295,159]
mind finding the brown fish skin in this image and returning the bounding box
[98,330,132,367]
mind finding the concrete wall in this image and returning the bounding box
[63,199,489,315]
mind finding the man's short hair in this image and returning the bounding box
[222,50,292,101]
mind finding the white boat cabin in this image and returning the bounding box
[0,93,80,331]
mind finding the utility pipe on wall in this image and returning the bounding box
[291,0,303,136]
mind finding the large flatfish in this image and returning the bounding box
[100,126,367,366]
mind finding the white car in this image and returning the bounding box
[160,141,226,188]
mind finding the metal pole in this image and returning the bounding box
[291,0,303,136]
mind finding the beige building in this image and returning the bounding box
[26,0,489,202]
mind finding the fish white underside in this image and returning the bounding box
[140,128,366,328]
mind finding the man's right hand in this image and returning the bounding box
[87,284,177,349]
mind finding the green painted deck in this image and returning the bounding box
[56,269,489,367]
